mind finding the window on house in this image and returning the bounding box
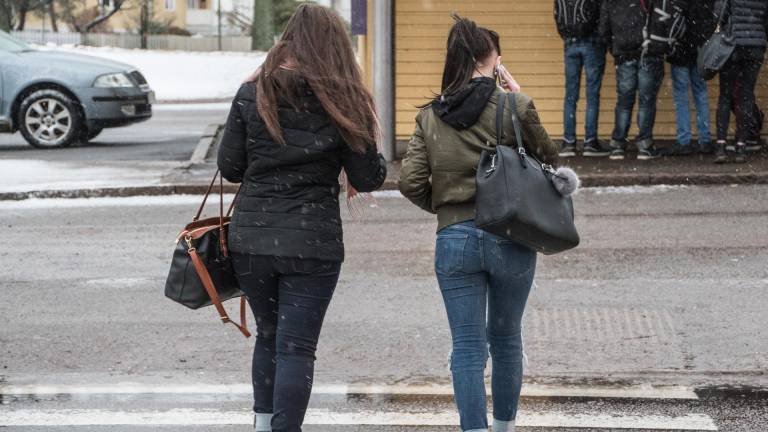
[165,0,175,10]
[187,0,207,9]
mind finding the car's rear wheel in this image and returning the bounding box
[18,89,82,149]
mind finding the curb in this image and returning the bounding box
[2,172,767,201]
[189,124,222,165]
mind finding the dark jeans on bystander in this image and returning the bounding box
[610,56,665,149]
[717,46,766,143]
[232,253,341,432]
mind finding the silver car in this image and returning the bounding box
[0,30,154,148]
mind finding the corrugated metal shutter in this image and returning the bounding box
[395,0,768,141]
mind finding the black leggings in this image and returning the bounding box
[231,253,341,432]
[717,46,766,142]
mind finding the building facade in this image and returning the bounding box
[362,0,768,151]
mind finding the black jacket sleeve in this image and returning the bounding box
[340,141,388,193]
[217,84,252,183]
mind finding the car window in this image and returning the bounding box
[0,30,32,52]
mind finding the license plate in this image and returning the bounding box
[147,91,156,104]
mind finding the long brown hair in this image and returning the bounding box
[254,3,378,153]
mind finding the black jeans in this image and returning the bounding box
[231,253,341,432]
[717,46,766,142]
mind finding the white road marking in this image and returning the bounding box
[0,408,718,430]
[0,382,699,400]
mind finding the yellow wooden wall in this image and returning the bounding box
[394,0,768,141]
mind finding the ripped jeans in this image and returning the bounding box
[435,221,537,431]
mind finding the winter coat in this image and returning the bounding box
[217,80,387,262]
[714,0,768,47]
[668,0,717,66]
[554,0,603,40]
[600,0,650,63]
[399,78,559,232]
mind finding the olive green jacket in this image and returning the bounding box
[399,89,559,232]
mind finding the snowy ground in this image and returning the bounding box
[36,45,266,102]
[0,159,179,193]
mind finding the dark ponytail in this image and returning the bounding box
[440,14,501,96]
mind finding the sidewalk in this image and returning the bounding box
[1,147,767,200]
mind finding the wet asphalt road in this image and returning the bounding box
[0,105,227,162]
[1,184,768,430]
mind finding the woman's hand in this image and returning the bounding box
[498,64,521,93]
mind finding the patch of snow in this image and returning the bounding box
[36,45,265,102]
[585,185,689,195]
[0,194,237,210]
[370,190,403,199]
[153,102,232,111]
[0,160,176,193]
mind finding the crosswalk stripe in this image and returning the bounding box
[0,408,718,430]
[0,382,699,400]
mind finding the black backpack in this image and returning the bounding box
[554,0,602,39]
[643,0,689,56]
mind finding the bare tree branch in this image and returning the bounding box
[83,0,125,32]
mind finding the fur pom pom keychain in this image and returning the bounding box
[551,167,580,197]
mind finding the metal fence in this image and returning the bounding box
[11,31,253,52]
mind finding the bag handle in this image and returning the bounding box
[495,90,506,147]
[715,0,730,33]
[192,170,242,257]
[187,245,251,338]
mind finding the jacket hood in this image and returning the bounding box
[431,77,497,130]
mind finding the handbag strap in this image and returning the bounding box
[715,0,730,32]
[508,93,525,153]
[495,91,506,147]
[187,245,251,338]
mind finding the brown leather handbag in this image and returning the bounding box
[164,170,251,337]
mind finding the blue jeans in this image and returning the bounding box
[435,221,537,431]
[563,38,606,144]
[671,64,711,146]
[611,56,665,148]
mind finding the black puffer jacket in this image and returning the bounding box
[668,0,717,66]
[554,0,603,40]
[715,0,768,47]
[217,80,387,262]
[600,0,649,63]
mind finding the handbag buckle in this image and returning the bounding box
[485,153,497,175]
[518,147,527,156]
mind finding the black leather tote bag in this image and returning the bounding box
[475,93,580,255]
[165,170,250,337]
[698,0,735,81]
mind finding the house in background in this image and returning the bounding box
[19,0,251,35]
[358,0,768,160]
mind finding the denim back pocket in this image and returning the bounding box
[435,234,469,276]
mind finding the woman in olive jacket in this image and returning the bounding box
[217,4,386,431]
[399,15,558,432]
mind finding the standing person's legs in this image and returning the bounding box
[734,47,765,145]
[270,257,341,432]
[636,56,665,157]
[671,64,693,147]
[716,51,740,162]
[232,253,280,431]
[562,41,584,156]
[716,55,739,142]
[582,40,608,156]
[610,60,639,159]
[435,223,488,432]
[484,236,537,432]
[689,64,712,150]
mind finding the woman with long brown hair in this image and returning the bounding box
[217,4,387,431]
